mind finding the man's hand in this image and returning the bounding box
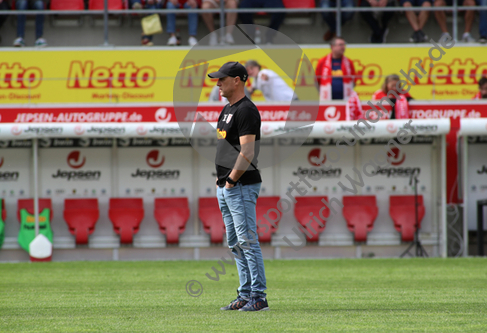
[377,0,388,7]
[225,182,235,189]
[261,73,269,81]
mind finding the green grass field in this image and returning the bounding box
[1,258,486,332]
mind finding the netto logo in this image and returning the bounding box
[155,108,171,122]
[11,126,22,136]
[146,150,165,168]
[324,107,340,121]
[387,148,405,166]
[386,123,398,134]
[67,151,86,169]
[308,148,326,167]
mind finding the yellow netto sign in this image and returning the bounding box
[0,45,484,104]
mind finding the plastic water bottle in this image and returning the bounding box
[254,28,261,44]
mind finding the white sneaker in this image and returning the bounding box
[462,32,475,43]
[35,38,47,47]
[13,37,25,47]
[440,32,451,42]
[224,33,234,45]
[167,35,178,46]
[209,33,218,46]
[188,36,198,46]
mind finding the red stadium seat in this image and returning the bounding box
[154,198,190,244]
[294,196,329,242]
[63,199,100,245]
[282,0,315,8]
[389,195,425,242]
[1,199,6,222]
[108,198,144,244]
[199,197,225,243]
[89,0,123,10]
[342,196,378,242]
[256,196,281,243]
[51,0,85,10]
[17,199,53,223]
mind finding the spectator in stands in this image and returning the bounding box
[202,0,238,46]
[166,0,199,46]
[360,0,394,43]
[133,0,164,46]
[315,37,356,101]
[372,74,413,119]
[0,0,9,45]
[434,0,476,42]
[472,77,487,99]
[478,0,487,43]
[320,0,355,42]
[14,0,47,47]
[245,60,297,102]
[129,0,143,9]
[239,0,286,44]
[401,0,431,43]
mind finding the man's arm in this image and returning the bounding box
[225,134,256,188]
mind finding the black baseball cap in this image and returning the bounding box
[207,62,248,82]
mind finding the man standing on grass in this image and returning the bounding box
[208,62,269,312]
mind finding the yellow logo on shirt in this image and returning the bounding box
[217,128,227,139]
[26,216,47,223]
[332,69,343,77]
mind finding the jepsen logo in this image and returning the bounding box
[136,125,148,136]
[324,124,335,135]
[11,126,22,136]
[324,107,340,121]
[74,125,85,135]
[387,148,406,166]
[155,108,171,122]
[67,151,86,169]
[308,148,326,167]
[146,150,165,168]
[386,123,398,134]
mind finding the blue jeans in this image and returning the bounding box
[320,0,355,33]
[166,1,198,36]
[477,0,487,37]
[239,0,286,42]
[216,182,267,299]
[16,0,45,39]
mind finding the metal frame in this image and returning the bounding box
[1,3,487,44]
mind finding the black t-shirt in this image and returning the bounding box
[215,96,262,187]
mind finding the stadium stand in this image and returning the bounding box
[198,197,225,243]
[256,196,281,242]
[89,0,124,10]
[17,199,53,223]
[63,199,100,245]
[108,198,144,244]
[389,195,425,242]
[50,0,85,10]
[342,195,378,242]
[294,196,329,242]
[154,197,190,244]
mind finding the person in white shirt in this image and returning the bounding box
[245,60,297,102]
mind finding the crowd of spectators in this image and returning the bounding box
[0,0,485,46]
